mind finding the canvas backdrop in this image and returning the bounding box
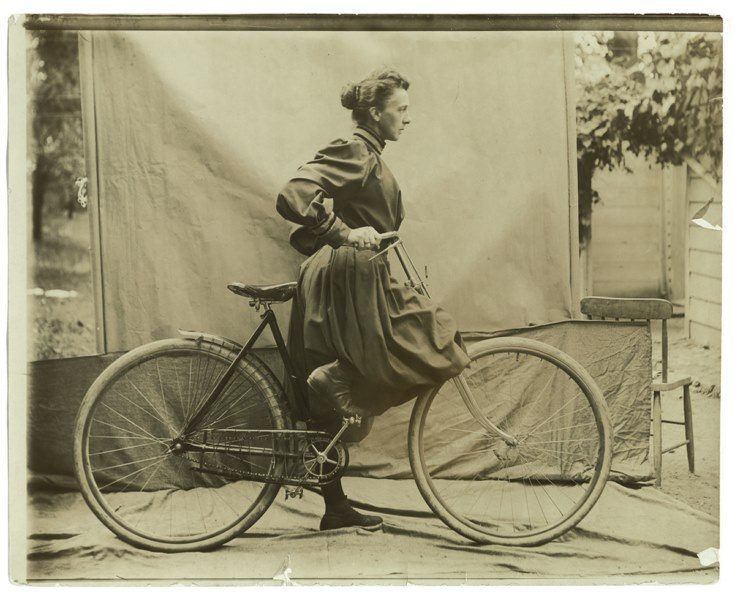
[79,30,578,352]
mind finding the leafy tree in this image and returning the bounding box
[575,31,722,250]
[28,30,85,241]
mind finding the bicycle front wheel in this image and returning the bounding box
[409,337,612,546]
[73,338,288,552]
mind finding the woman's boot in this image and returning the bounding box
[320,478,382,531]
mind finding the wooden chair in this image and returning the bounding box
[580,296,694,486]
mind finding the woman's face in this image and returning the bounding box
[373,88,411,142]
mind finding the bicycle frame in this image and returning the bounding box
[181,304,309,437]
[76,231,610,551]
[183,233,516,446]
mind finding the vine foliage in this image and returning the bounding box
[575,32,722,249]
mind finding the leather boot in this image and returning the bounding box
[307,360,370,418]
[320,497,383,531]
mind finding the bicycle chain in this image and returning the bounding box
[184,430,348,486]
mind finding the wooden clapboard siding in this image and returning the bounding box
[689,199,722,222]
[689,249,721,279]
[689,321,721,348]
[593,205,661,223]
[689,272,722,300]
[587,153,721,347]
[593,280,668,298]
[685,168,722,347]
[590,155,665,297]
[593,243,659,262]
[688,297,721,329]
[689,227,723,253]
[594,223,662,244]
[688,173,720,205]
[662,164,687,300]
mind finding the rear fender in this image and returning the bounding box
[178,329,241,355]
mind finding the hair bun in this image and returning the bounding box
[340,83,360,110]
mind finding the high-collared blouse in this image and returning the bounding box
[276,125,405,256]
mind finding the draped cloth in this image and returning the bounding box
[277,126,470,418]
[78,31,582,351]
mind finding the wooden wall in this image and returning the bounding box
[590,155,667,298]
[589,154,721,348]
[685,170,722,348]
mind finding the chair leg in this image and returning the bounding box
[652,391,662,487]
[683,384,695,474]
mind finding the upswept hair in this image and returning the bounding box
[340,68,410,123]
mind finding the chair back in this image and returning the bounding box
[580,296,674,383]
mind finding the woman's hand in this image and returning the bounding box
[347,226,380,250]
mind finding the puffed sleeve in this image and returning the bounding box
[276,139,376,255]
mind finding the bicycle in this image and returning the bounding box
[73,232,612,552]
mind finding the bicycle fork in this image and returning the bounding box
[381,234,519,447]
[452,374,518,446]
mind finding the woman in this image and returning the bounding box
[277,69,469,531]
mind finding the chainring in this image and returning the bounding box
[302,439,348,481]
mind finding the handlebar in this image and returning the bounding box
[367,231,431,299]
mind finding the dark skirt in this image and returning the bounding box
[287,244,470,419]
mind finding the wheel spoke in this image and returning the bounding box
[92,453,167,474]
[126,377,176,436]
[100,402,167,442]
[89,440,164,456]
[113,389,169,430]
[97,455,170,491]
[91,417,168,444]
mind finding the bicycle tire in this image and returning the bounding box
[73,338,288,552]
[408,336,612,546]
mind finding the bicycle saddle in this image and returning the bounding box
[227,281,297,303]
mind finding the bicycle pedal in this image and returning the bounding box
[342,415,362,426]
[284,486,304,500]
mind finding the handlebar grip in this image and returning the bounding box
[377,231,400,240]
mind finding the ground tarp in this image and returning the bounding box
[79,30,579,352]
[26,478,718,582]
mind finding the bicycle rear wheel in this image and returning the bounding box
[409,337,612,546]
[73,338,288,552]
